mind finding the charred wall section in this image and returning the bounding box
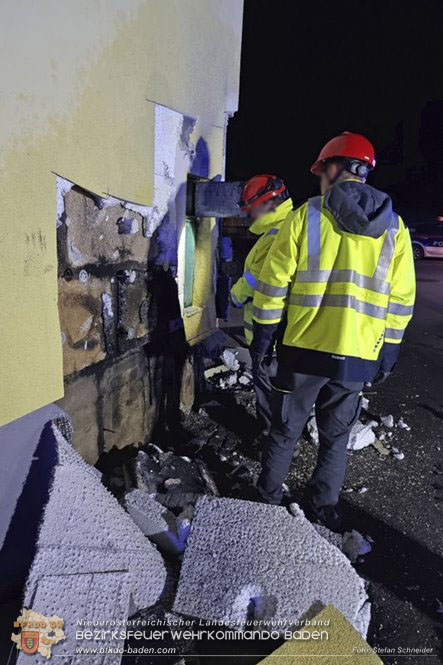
[56,184,196,464]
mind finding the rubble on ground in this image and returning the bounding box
[173,496,370,636]
[135,446,219,510]
[17,343,418,664]
[342,530,373,563]
[381,414,394,428]
[348,420,378,450]
[221,348,240,371]
[372,439,391,455]
[392,448,405,460]
[397,417,411,431]
[306,394,412,455]
[204,347,253,390]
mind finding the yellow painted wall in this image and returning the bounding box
[0,0,243,426]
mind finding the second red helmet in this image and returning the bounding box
[310,132,376,176]
[239,174,287,212]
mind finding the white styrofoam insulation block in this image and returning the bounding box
[18,571,132,665]
[173,496,369,637]
[0,404,67,550]
[19,423,166,663]
[143,104,186,237]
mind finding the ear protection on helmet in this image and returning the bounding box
[348,160,370,178]
[239,175,288,209]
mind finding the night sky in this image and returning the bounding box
[227,0,443,216]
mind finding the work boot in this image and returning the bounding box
[301,499,343,533]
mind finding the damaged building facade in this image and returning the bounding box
[0,3,385,663]
[56,105,225,463]
[0,0,243,614]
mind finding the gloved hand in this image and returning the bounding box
[366,370,392,387]
[250,349,274,369]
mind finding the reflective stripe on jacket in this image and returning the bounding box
[252,181,415,372]
[230,198,293,344]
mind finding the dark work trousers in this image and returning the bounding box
[251,354,278,434]
[257,368,363,507]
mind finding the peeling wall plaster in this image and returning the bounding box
[56,105,194,243]
[56,177,74,227]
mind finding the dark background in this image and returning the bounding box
[227,0,443,222]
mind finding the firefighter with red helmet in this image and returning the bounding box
[251,133,415,530]
[231,175,293,435]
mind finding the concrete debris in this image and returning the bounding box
[164,477,182,489]
[219,372,238,388]
[232,346,254,368]
[344,485,368,494]
[125,489,188,554]
[361,396,370,411]
[348,420,378,451]
[309,416,378,451]
[135,448,219,511]
[381,414,394,428]
[204,364,230,379]
[173,496,369,636]
[221,348,240,371]
[18,422,166,664]
[372,439,391,455]
[205,347,254,391]
[392,449,405,460]
[197,460,220,497]
[307,416,319,444]
[397,417,411,431]
[342,530,373,563]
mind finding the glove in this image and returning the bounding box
[366,370,392,387]
[250,350,265,370]
[250,350,274,374]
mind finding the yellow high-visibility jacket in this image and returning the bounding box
[252,180,415,380]
[231,198,293,344]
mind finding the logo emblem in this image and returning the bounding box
[21,631,39,654]
[12,609,65,658]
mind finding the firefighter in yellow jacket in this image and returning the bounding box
[251,133,416,530]
[231,175,292,433]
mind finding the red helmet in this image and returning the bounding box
[310,132,376,176]
[239,174,287,212]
